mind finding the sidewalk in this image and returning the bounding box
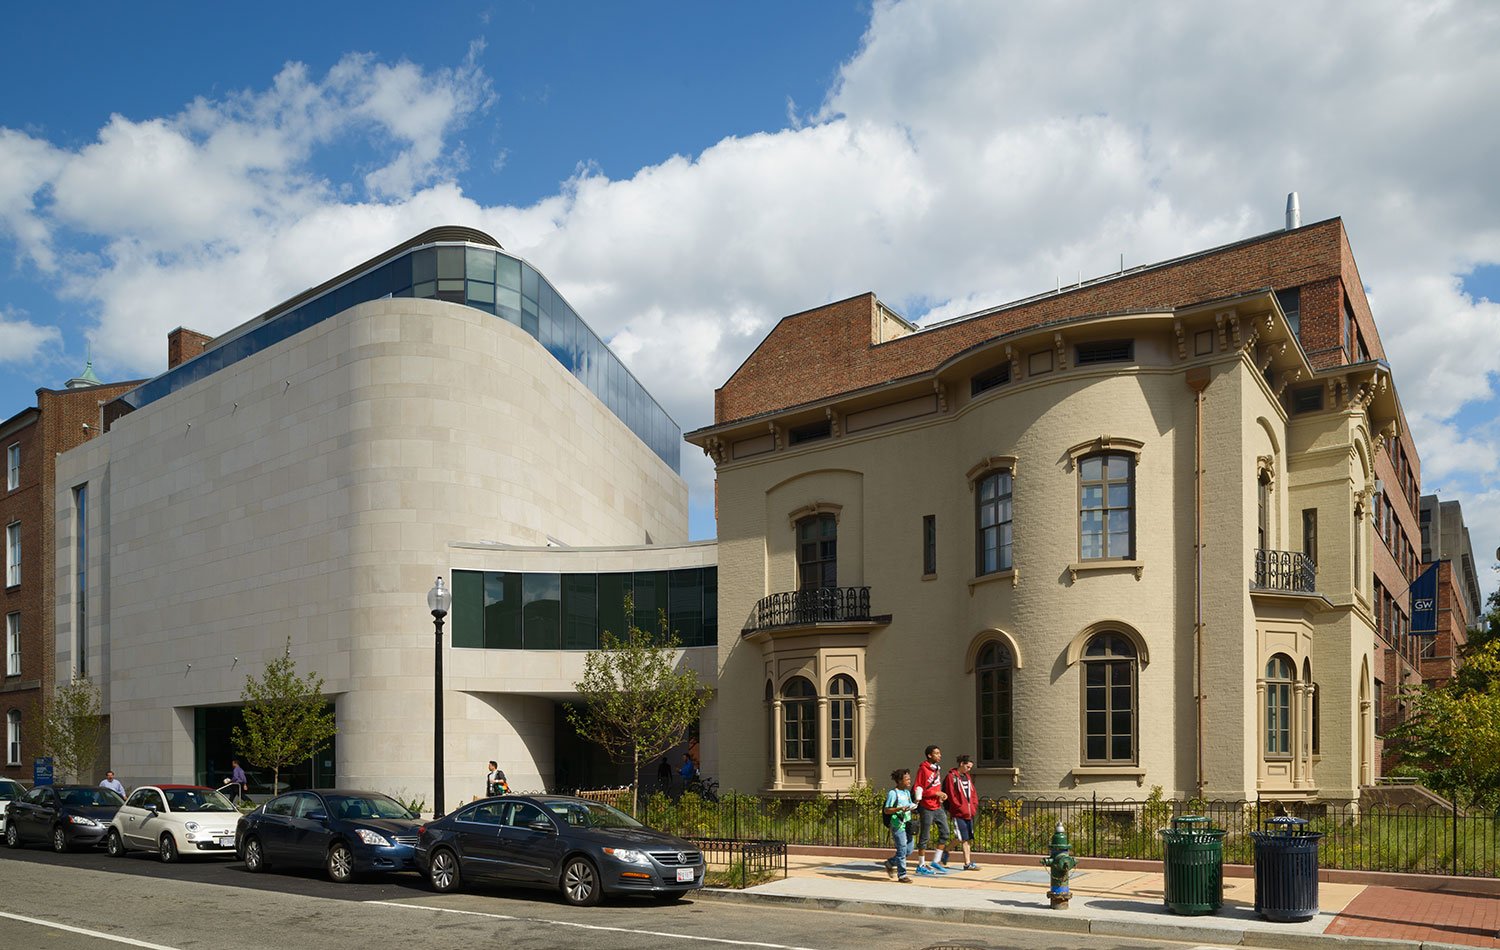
[694,851,1500,950]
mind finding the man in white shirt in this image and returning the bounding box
[99,770,125,796]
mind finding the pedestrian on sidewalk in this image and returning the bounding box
[912,745,952,875]
[941,754,980,870]
[485,760,509,796]
[99,770,125,796]
[882,768,917,883]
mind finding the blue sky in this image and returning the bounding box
[1,2,1497,601]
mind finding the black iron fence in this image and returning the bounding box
[641,792,1498,878]
[745,586,872,633]
[691,837,788,888]
[1253,549,1317,593]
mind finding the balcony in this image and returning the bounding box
[1252,549,1316,594]
[744,586,883,635]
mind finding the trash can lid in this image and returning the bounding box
[1264,815,1310,832]
[1173,815,1209,828]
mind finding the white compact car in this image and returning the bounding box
[0,778,26,836]
[107,785,240,862]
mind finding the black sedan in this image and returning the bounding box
[235,789,421,882]
[416,795,705,906]
[4,784,124,852]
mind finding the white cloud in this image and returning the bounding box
[1,1,1499,594]
[0,308,61,364]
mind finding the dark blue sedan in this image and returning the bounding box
[235,789,420,882]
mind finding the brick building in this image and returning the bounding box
[690,209,1422,800]
[2,362,139,782]
[1416,495,1484,687]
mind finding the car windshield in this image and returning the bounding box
[546,800,644,830]
[326,795,414,821]
[0,783,22,801]
[59,788,124,807]
[164,788,237,812]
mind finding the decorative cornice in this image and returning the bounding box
[1065,435,1145,465]
[787,501,843,527]
[966,454,1018,487]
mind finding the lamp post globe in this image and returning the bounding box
[429,576,449,817]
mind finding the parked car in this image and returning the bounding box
[0,778,26,837]
[415,794,706,906]
[236,789,420,882]
[3,784,124,852]
[106,785,240,862]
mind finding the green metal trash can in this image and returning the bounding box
[1159,815,1226,915]
[1251,816,1323,922]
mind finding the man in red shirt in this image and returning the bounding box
[911,745,953,874]
[941,754,980,870]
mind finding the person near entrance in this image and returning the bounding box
[941,754,980,870]
[99,771,125,796]
[485,761,509,796]
[911,745,952,875]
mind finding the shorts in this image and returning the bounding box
[951,816,974,842]
[916,807,951,847]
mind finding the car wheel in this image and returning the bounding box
[326,842,354,883]
[428,847,461,893]
[243,836,269,872]
[107,829,126,857]
[159,833,179,863]
[4,823,19,848]
[52,825,69,853]
[561,856,602,907]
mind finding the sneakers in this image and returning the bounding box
[914,864,938,876]
[963,863,981,871]
[937,850,949,866]
[884,860,897,880]
[929,863,950,874]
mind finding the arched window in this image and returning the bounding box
[1265,654,1295,758]
[1079,454,1134,560]
[781,677,816,762]
[976,641,1013,766]
[828,675,857,761]
[5,709,19,766]
[976,470,1014,574]
[796,515,837,590]
[1082,634,1136,763]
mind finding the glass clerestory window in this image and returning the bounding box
[1079,453,1133,560]
[450,567,717,650]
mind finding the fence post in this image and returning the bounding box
[1452,796,1458,878]
[733,793,739,841]
[1091,792,1098,857]
[835,792,842,847]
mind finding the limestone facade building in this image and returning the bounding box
[53,228,713,806]
[689,215,1417,802]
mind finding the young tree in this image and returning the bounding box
[231,639,338,795]
[36,675,106,782]
[567,596,712,816]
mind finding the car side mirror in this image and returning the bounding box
[306,811,328,823]
[527,820,555,833]
[146,804,157,814]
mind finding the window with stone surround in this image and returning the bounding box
[1079,454,1134,560]
[828,675,856,762]
[976,470,1013,574]
[1082,633,1136,764]
[781,677,816,762]
[976,641,1014,767]
[796,514,837,590]
[1264,654,1294,758]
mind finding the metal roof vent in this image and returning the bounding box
[1286,192,1301,230]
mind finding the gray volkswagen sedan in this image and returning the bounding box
[415,795,705,906]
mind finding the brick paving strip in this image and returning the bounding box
[692,850,1498,950]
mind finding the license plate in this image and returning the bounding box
[676,867,694,883]
[217,836,235,848]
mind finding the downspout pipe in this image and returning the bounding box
[1187,368,1210,800]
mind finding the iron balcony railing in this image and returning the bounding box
[746,586,872,633]
[1252,549,1317,593]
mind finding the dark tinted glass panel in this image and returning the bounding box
[521,297,539,337]
[412,248,437,283]
[465,247,496,283]
[521,263,539,302]
[702,567,717,645]
[597,573,631,642]
[562,574,598,650]
[496,254,521,290]
[452,570,483,648]
[522,574,561,649]
[633,571,669,635]
[437,247,464,280]
[669,569,704,647]
[497,287,523,325]
[483,572,523,649]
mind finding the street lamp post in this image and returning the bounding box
[428,576,451,817]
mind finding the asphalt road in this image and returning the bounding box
[0,845,1224,950]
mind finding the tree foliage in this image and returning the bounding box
[36,675,106,782]
[1388,587,1500,810]
[566,596,712,816]
[231,639,338,795]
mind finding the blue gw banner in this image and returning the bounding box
[1410,563,1438,635]
[33,757,53,786]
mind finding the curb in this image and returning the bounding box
[693,886,1481,950]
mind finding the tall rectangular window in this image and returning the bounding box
[5,443,17,491]
[5,612,18,676]
[1302,509,1318,563]
[796,515,837,590]
[1079,454,1134,560]
[977,471,1014,573]
[75,486,87,676]
[922,515,936,575]
[5,522,18,587]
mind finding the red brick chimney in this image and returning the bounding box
[167,327,213,368]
